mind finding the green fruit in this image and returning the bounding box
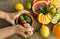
[26,2,31,10]
[57,8,60,14]
[19,15,25,21]
[51,13,60,24]
[25,15,32,24]
[40,25,50,37]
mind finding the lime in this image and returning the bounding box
[26,2,31,10]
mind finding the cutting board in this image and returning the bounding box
[0,0,59,39]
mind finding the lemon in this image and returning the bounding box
[40,25,50,37]
[15,3,24,11]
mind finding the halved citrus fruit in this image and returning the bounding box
[33,0,49,4]
[32,1,48,15]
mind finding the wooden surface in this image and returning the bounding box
[0,0,60,39]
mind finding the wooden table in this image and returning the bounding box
[0,0,59,39]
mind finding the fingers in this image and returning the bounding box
[18,32,29,38]
[14,10,30,20]
[23,23,31,28]
[15,25,29,37]
[20,10,30,14]
[15,24,34,38]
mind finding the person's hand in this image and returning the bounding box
[7,10,30,25]
[0,10,30,25]
[15,24,34,38]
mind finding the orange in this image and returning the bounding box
[52,24,60,38]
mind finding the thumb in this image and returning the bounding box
[13,10,30,20]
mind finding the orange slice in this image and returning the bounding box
[45,14,50,24]
[37,13,43,23]
[41,14,45,24]
[47,13,52,20]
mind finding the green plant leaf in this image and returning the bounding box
[24,15,32,24]
[19,15,25,21]
[46,6,50,13]
[39,6,45,13]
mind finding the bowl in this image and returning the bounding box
[15,13,34,26]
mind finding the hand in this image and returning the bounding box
[0,10,30,25]
[15,24,34,38]
[7,10,30,25]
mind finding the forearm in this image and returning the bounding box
[0,26,15,39]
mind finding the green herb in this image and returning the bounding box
[19,15,25,21]
[39,6,45,13]
[49,11,55,17]
[33,29,39,33]
[37,6,46,14]
[25,15,32,24]
[46,6,50,13]
[17,34,30,39]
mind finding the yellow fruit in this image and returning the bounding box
[45,14,50,24]
[37,13,52,24]
[15,3,24,11]
[40,25,50,37]
[37,13,43,23]
[41,15,45,24]
[47,13,52,20]
[43,15,47,24]
[50,0,60,8]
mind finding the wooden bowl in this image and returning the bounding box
[15,13,34,26]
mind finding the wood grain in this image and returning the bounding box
[0,0,59,39]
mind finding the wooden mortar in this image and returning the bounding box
[15,13,34,26]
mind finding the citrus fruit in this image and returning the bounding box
[37,13,52,24]
[52,24,60,38]
[51,13,60,24]
[26,2,32,10]
[37,13,43,23]
[40,25,50,37]
[49,0,60,14]
[33,0,49,4]
[32,1,48,14]
[15,3,24,11]
[50,0,60,8]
